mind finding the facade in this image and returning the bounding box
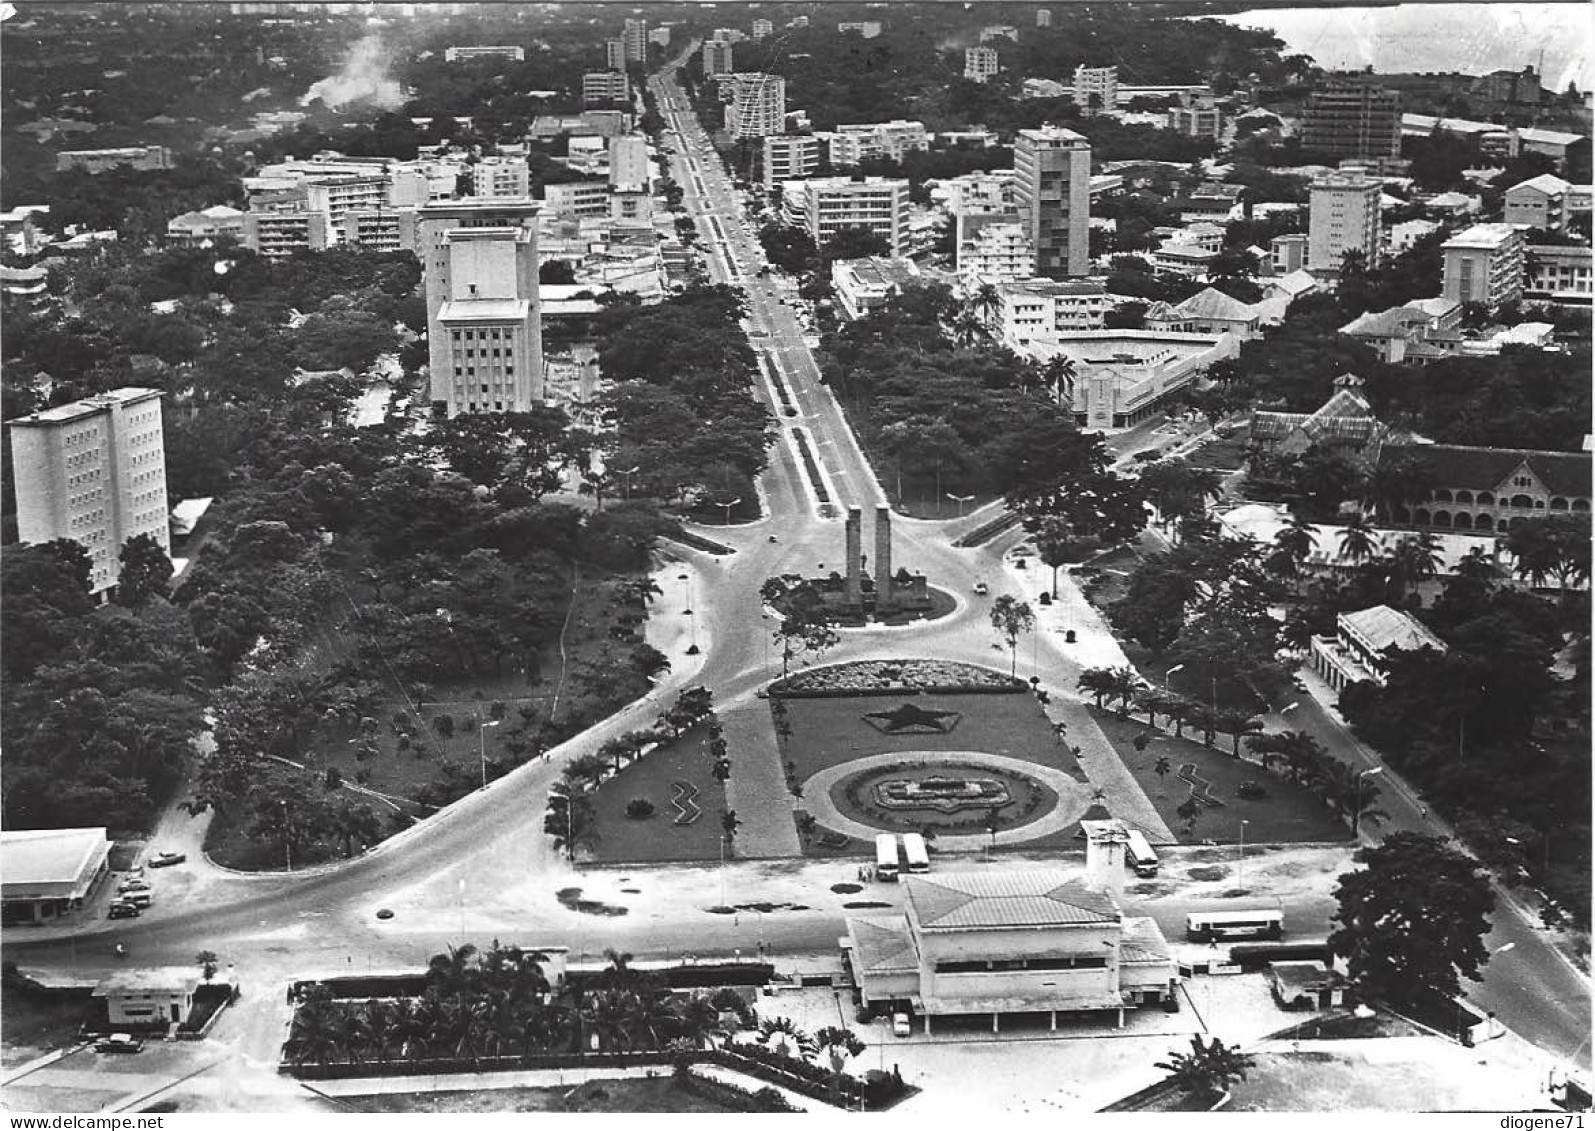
[702,38,734,78]
[1338,297,1463,363]
[844,870,1177,1031]
[1301,83,1402,160]
[941,170,1017,217]
[1072,66,1119,113]
[837,21,883,38]
[1386,217,1442,254]
[1310,605,1447,692]
[165,205,245,245]
[582,71,631,105]
[605,38,625,71]
[55,145,172,174]
[1379,443,1592,535]
[1526,243,1592,300]
[831,256,927,321]
[762,134,822,190]
[93,968,203,1029]
[341,209,419,254]
[1036,8,1052,27]
[826,120,929,166]
[240,200,333,257]
[803,176,911,256]
[1029,330,1239,429]
[723,73,787,140]
[752,18,773,38]
[543,180,610,219]
[1144,286,1283,340]
[1308,165,1382,273]
[997,279,1110,349]
[1168,97,1224,140]
[431,227,543,415]
[1503,174,1572,231]
[607,135,649,192]
[0,828,111,926]
[980,25,1020,42]
[1148,241,1218,279]
[1270,233,1308,274]
[443,45,524,63]
[1441,223,1526,307]
[621,18,648,65]
[957,214,1030,289]
[1014,126,1091,279]
[472,156,530,199]
[964,46,999,83]
[1249,374,1389,457]
[7,388,169,598]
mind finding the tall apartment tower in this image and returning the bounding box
[7,387,169,598]
[608,134,649,192]
[1442,224,1527,307]
[702,38,734,78]
[1036,8,1052,27]
[418,199,543,415]
[1072,65,1119,113]
[604,38,625,72]
[1307,165,1382,273]
[1301,82,1402,161]
[762,133,822,189]
[622,18,648,65]
[964,46,999,83]
[724,73,787,140]
[1014,126,1092,279]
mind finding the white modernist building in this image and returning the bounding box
[1442,223,1526,307]
[1,828,112,926]
[802,175,911,256]
[964,46,999,83]
[1307,164,1382,274]
[723,73,787,140]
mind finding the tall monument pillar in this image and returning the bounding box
[844,507,863,606]
[874,506,894,610]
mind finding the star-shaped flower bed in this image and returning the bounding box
[862,702,962,735]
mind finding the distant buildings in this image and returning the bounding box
[702,38,734,78]
[980,25,1020,43]
[55,145,172,174]
[582,71,631,105]
[752,18,773,38]
[7,388,169,598]
[957,215,1030,290]
[837,21,883,38]
[831,256,929,321]
[1036,9,1052,28]
[1503,173,1572,231]
[1307,165,1382,274]
[240,154,440,256]
[824,120,929,166]
[165,204,244,245]
[1014,126,1091,279]
[964,46,999,84]
[1525,243,1592,300]
[1301,82,1402,161]
[803,175,911,256]
[607,134,649,193]
[605,38,625,71]
[1167,92,1223,140]
[621,18,648,65]
[472,156,530,199]
[1021,78,1068,100]
[762,134,822,190]
[543,180,610,219]
[723,73,787,140]
[996,279,1110,349]
[1441,223,1526,306]
[1072,66,1119,114]
[443,45,524,63]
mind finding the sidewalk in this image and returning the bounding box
[720,697,803,857]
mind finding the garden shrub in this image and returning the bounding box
[627,798,656,819]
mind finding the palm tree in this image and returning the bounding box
[427,943,480,996]
[720,808,742,851]
[760,1016,815,1059]
[1077,666,1118,709]
[286,995,343,1067]
[949,308,986,347]
[1153,756,1172,791]
[195,950,219,982]
[1336,513,1379,567]
[614,576,663,607]
[970,281,1002,327]
[1385,533,1443,602]
[1109,666,1140,717]
[1043,354,1078,409]
[361,998,397,1065]
[1214,711,1264,758]
[813,1025,867,1101]
[671,993,725,1049]
[1156,1034,1256,1100]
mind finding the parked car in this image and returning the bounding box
[107,901,141,920]
[95,1034,144,1054]
[892,1013,911,1038]
[117,879,151,895]
[147,851,186,868]
[972,581,989,596]
[123,891,153,909]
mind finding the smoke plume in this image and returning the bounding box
[302,34,404,110]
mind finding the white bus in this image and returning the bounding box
[1124,830,1159,877]
[1185,908,1284,942]
[875,833,901,882]
[900,833,930,874]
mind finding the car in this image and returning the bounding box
[892,1013,911,1038]
[117,879,151,895]
[972,581,989,595]
[107,901,141,920]
[95,1034,145,1054]
[123,891,153,909]
[147,851,185,868]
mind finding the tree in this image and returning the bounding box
[988,595,1035,679]
[1077,667,1118,709]
[1155,1034,1256,1100]
[196,950,220,982]
[761,576,840,677]
[1329,832,1496,1008]
[720,808,742,850]
[813,1025,866,1100]
[1335,513,1380,566]
[1504,514,1592,590]
[114,534,174,608]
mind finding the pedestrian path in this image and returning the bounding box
[719,698,802,858]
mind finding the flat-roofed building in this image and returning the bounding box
[1302,82,1401,161]
[607,134,649,192]
[166,205,245,245]
[825,120,930,166]
[1168,93,1223,140]
[803,175,911,256]
[472,156,530,199]
[622,18,648,64]
[1,828,112,926]
[1311,605,1447,692]
[831,255,926,321]
[240,197,334,257]
[444,45,525,63]
[964,46,999,84]
[752,18,773,38]
[762,134,822,190]
[55,145,172,174]
[1526,243,1592,300]
[544,180,610,219]
[582,70,631,105]
[7,388,168,597]
[1014,125,1091,279]
[702,38,734,78]
[1308,165,1382,273]
[997,278,1110,350]
[957,214,1030,290]
[1271,233,1308,274]
[1442,223,1525,306]
[94,967,204,1029]
[1504,173,1572,231]
[723,73,786,140]
[1073,66,1118,114]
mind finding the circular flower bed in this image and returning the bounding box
[832,759,1055,834]
[770,658,1025,698]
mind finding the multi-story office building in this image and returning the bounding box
[543,180,610,218]
[1525,243,1591,299]
[240,194,334,257]
[762,134,822,190]
[723,73,787,140]
[443,45,524,63]
[1072,66,1118,113]
[418,197,540,325]
[1036,8,1052,27]
[752,18,773,38]
[957,215,1030,290]
[826,120,930,166]
[1307,165,1382,273]
[702,38,734,77]
[472,156,530,199]
[622,18,648,64]
[1014,125,1091,279]
[942,170,1017,216]
[428,224,543,416]
[803,175,911,256]
[997,279,1110,350]
[964,46,999,83]
[7,388,169,598]
[1442,223,1526,307]
[1168,93,1223,140]
[605,38,625,71]
[1503,173,1572,231]
[608,134,649,192]
[1301,82,1402,161]
[340,209,419,254]
[55,146,172,174]
[582,70,631,105]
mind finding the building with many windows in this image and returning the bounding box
[1525,243,1592,300]
[1072,66,1118,113]
[621,18,648,64]
[608,134,649,192]
[701,37,734,77]
[762,134,822,190]
[55,145,172,174]
[582,71,631,105]
[1378,443,1591,536]
[430,227,543,415]
[1310,605,1447,692]
[824,120,930,166]
[444,45,524,63]
[802,175,911,255]
[1014,126,1091,279]
[957,215,1030,290]
[752,18,773,38]
[997,279,1110,349]
[1307,165,1382,274]
[964,46,999,83]
[1301,82,1402,161]
[1441,223,1525,307]
[1167,93,1223,140]
[7,388,169,598]
[723,73,787,140]
[1503,173,1572,231]
[165,205,245,245]
[472,156,530,199]
[831,256,929,321]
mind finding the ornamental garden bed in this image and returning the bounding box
[585,725,729,865]
[770,659,1026,698]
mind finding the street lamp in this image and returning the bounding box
[716,496,742,526]
[1164,664,1186,696]
[1354,767,1384,840]
[1237,819,1249,886]
[947,491,975,518]
[478,716,502,790]
[617,465,641,502]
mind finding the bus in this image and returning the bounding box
[900,833,930,874]
[1185,908,1284,942]
[874,833,902,882]
[1124,830,1159,878]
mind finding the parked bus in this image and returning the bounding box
[1185,908,1284,942]
[900,833,930,874]
[874,833,902,882]
[1124,830,1159,878]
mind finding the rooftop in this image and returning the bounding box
[0,828,109,887]
[6,387,161,428]
[1442,223,1520,250]
[907,870,1119,930]
[847,916,919,973]
[1507,173,1573,196]
[1377,442,1592,499]
[94,966,205,997]
[1340,604,1448,654]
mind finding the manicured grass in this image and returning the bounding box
[1092,709,1351,845]
[348,1077,748,1114]
[586,726,730,865]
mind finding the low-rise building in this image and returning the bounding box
[1073,65,1119,113]
[55,145,172,174]
[1310,605,1447,692]
[165,204,245,245]
[1379,443,1592,535]
[825,120,929,166]
[997,279,1110,350]
[837,20,883,38]
[762,134,822,190]
[444,45,524,63]
[93,967,204,1029]
[1249,374,1390,456]
[831,255,927,321]
[1037,329,1240,430]
[1269,962,1348,1011]
[473,156,531,199]
[1441,223,1525,307]
[1148,241,1218,279]
[1167,93,1223,140]
[957,214,1030,290]
[1021,78,1068,100]
[1503,173,1573,231]
[1270,233,1308,275]
[1386,217,1442,254]
[543,180,610,219]
[0,828,112,926]
[1144,286,1284,340]
[1338,296,1463,363]
[1526,243,1592,300]
[582,71,631,105]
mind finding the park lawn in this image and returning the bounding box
[586,726,730,865]
[1091,709,1351,846]
[348,1077,747,1113]
[1,992,88,1062]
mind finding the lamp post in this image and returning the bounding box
[716,496,742,526]
[1164,664,1186,696]
[617,465,641,502]
[478,716,502,790]
[281,801,292,873]
[947,492,975,518]
[1354,767,1384,840]
[1237,819,1249,885]
[457,879,466,940]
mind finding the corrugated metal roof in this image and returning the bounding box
[1341,605,1448,654]
[907,871,1119,929]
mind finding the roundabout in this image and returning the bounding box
[801,750,1093,851]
